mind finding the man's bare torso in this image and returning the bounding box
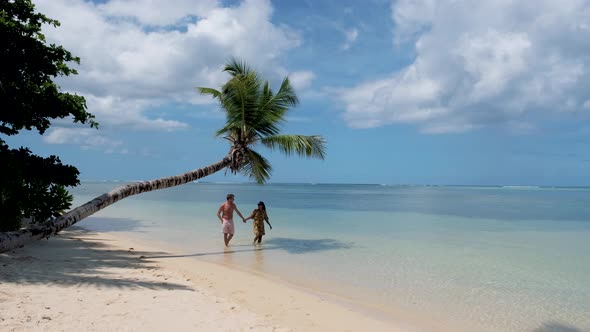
[220,202,236,220]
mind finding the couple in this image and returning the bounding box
[216,193,272,247]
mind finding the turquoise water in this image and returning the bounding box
[71,182,590,332]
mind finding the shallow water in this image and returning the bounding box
[72,182,590,332]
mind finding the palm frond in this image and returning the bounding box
[258,77,298,113]
[261,135,326,159]
[197,58,328,181]
[224,57,251,77]
[215,71,261,138]
[250,77,299,138]
[277,77,299,106]
[241,149,272,184]
[197,87,222,100]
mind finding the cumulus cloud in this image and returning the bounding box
[43,128,124,153]
[338,0,590,133]
[33,0,302,141]
[84,96,189,131]
[98,0,219,26]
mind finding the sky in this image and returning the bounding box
[7,0,590,186]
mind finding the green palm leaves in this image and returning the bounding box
[198,58,326,183]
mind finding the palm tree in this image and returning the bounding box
[0,58,326,253]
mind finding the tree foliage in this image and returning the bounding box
[0,0,97,231]
[198,58,326,183]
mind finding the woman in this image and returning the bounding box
[245,201,272,244]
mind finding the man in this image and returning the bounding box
[217,193,245,246]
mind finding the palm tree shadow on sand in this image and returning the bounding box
[532,322,584,332]
[140,237,354,259]
[263,237,353,254]
[0,228,191,290]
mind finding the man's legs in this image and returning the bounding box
[222,219,235,246]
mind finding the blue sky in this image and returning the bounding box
[8,0,590,185]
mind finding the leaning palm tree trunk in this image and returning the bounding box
[0,157,230,253]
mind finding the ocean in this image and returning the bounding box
[71,182,590,332]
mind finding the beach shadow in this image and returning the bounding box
[532,322,584,332]
[140,237,354,259]
[77,216,147,233]
[0,228,191,291]
[264,237,354,254]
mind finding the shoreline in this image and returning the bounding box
[1,227,435,332]
[114,231,465,332]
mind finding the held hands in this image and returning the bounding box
[242,217,247,223]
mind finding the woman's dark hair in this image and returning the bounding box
[257,201,266,211]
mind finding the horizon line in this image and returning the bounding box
[78,180,590,189]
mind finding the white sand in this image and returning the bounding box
[0,228,437,332]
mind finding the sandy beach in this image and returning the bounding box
[0,227,421,332]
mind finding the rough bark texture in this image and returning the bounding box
[0,157,231,253]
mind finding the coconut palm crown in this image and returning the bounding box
[198,58,326,183]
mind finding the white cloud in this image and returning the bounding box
[98,0,219,26]
[338,0,590,133]
[85,96,189,131]
[34,0,302,135]
[341,28,359,50]
[289,71,315,91]
[392,0,436,45]
[43,128,124,153]
[455,31,531,101]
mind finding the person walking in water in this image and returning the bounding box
[217,194,245,247]
[244,201,272,245]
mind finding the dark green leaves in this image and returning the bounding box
[0,139,78,231]
[0,0,95,230]
[242,150,272,184]
[261,135,327,159]
[0,0,97,136]
[199,58,327,183]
